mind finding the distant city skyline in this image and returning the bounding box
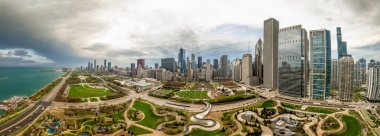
[0,0,380,67]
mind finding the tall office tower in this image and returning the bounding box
[131,63,136,71]
[278,25,309,97]
[232,58,242,81]
[94,59,97,72]
[104,59,107,71]
[331,59,339,88]
[263,18,279,89]
[367,66,380,101]
[108,62,111,70]
[178,48,186,74]
[206,59,211,65]
[137,59,145,69]
[368,59,380,70]
[191,53,195,61]
[198,56,203,68]
[220,55,228,77]
[161,58,176,72]
[255,38,263,84]
[131,63,136,77]
[242,54,254,85]
[337,27,347,59]
[338,56,354,102]
[155,63,159,69]
[309,29,331,100]
[87,62,91,71]
[213,59,219,69]
[354,58,367,87]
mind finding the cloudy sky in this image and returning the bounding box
[0,0,379,67]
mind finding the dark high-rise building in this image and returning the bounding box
[155,63,159,69]
[354,58,366,87]
[263,18,279,89]
[137,59,145,69]
[104,59,107,71]
[220,55,228,77]
[197,56,202,68]
[255,38,263,83]
[331,59,338,88]
[108,62,111,70]
[337,27,347,59]
[213,59,218,69]
[178,48,186,74]
[309,29,331,100]
[94,59,97,72]
[278,25,309,98]
[161,58,176,72]
[191,53,195,61]
[87,62,91,71]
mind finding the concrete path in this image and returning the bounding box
[183,102,220,134]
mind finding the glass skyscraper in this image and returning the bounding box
[309,29,331,100]
[278,25,308,97]
[178,48,186,74]
[337,27,347,59]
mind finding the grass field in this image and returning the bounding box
[305,107,340,114]
[152,89,174,96]
[128,108,142,121]
[185,129,224,136]
[175,90,209,99]
[127,125,152,135]
[331,115,361,136]
[68,85,113,98]
[261,100,277,108]
[281,102,301,110]
[133,100,165,129]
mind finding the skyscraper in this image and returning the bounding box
[354,58,366,87]
[161,58,176,72]
[263,18,279,89]
[337,27,347,59]
[198,56,202,68]
[108,62,111,70]
[87,62,91,71]
[331,59,338,88]
[278,25,308,97]
[367,66,380,102]
[178,48,186,74]
[137,59,145,69]
[309,29,331,100]
[232,58,242,81]
[131,63,136,77]
[191,53,195,61]
[220,55,228,78]
[255,38,263,84]
[94,59,97,72]
[155,63,159,69]
[213,59,218,69]
[338,56,354,102]
[104,59,107,71]
[242,54,254,85]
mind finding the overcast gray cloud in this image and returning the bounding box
[0,0,379,67]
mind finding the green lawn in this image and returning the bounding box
[128,108,141,121]
[185,129,224,136]
[261,100,277,108]
[68,85,113,98]
[133,100,165,129]
[281,102,301,110]
[331,115,361,136]
[175,90,209,99]
[305,107,340,114]
[127,125,152,135]
[153,89,174,96]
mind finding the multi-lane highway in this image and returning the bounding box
[0,72,71,135]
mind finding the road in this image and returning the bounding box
[0,71,71,135]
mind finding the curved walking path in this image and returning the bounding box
[183,102,220,134]
[316,110,348,136]
[303,117,318,136]
[236,111,273,135]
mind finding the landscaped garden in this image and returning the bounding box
[68,85,113,98]
[305,106,340,114]
[185,128,224,136]
[127,125,152,135]
[132,100,166,129]
[321,117,340,130]
[331,115,361,136]
[281,102,301,110]
[175,90,209,99]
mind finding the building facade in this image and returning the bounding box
[137,59,145,69]
[161,58,176,72]
[354,58,367,87]
[309,29,331,100]
[367,66,380,101]
[337,27,347,59]
[220,55,228,78]
[278,25,309,97]
[338,56,354,102]
[178,48,186,74]
[263,18,279,89]
[242,54,254,85]
[255,38,263,84]
[232,58,242,81]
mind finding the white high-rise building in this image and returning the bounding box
[367,66,380,101]
[232,59,242,81]
[338,56,354,102]
[242,54,254,85]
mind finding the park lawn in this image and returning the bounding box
[331,115,361,136]
[185,129,224,136]
[322,117,340,130]
[281,102,301,110]
[261,100,277,108]
[68,85,113,98]
[305,106,340,114]
[175,90,209,99]
[153,89,174,96]
[128,108,141,121]
[127,125,152,135]
[133,100,165,129]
